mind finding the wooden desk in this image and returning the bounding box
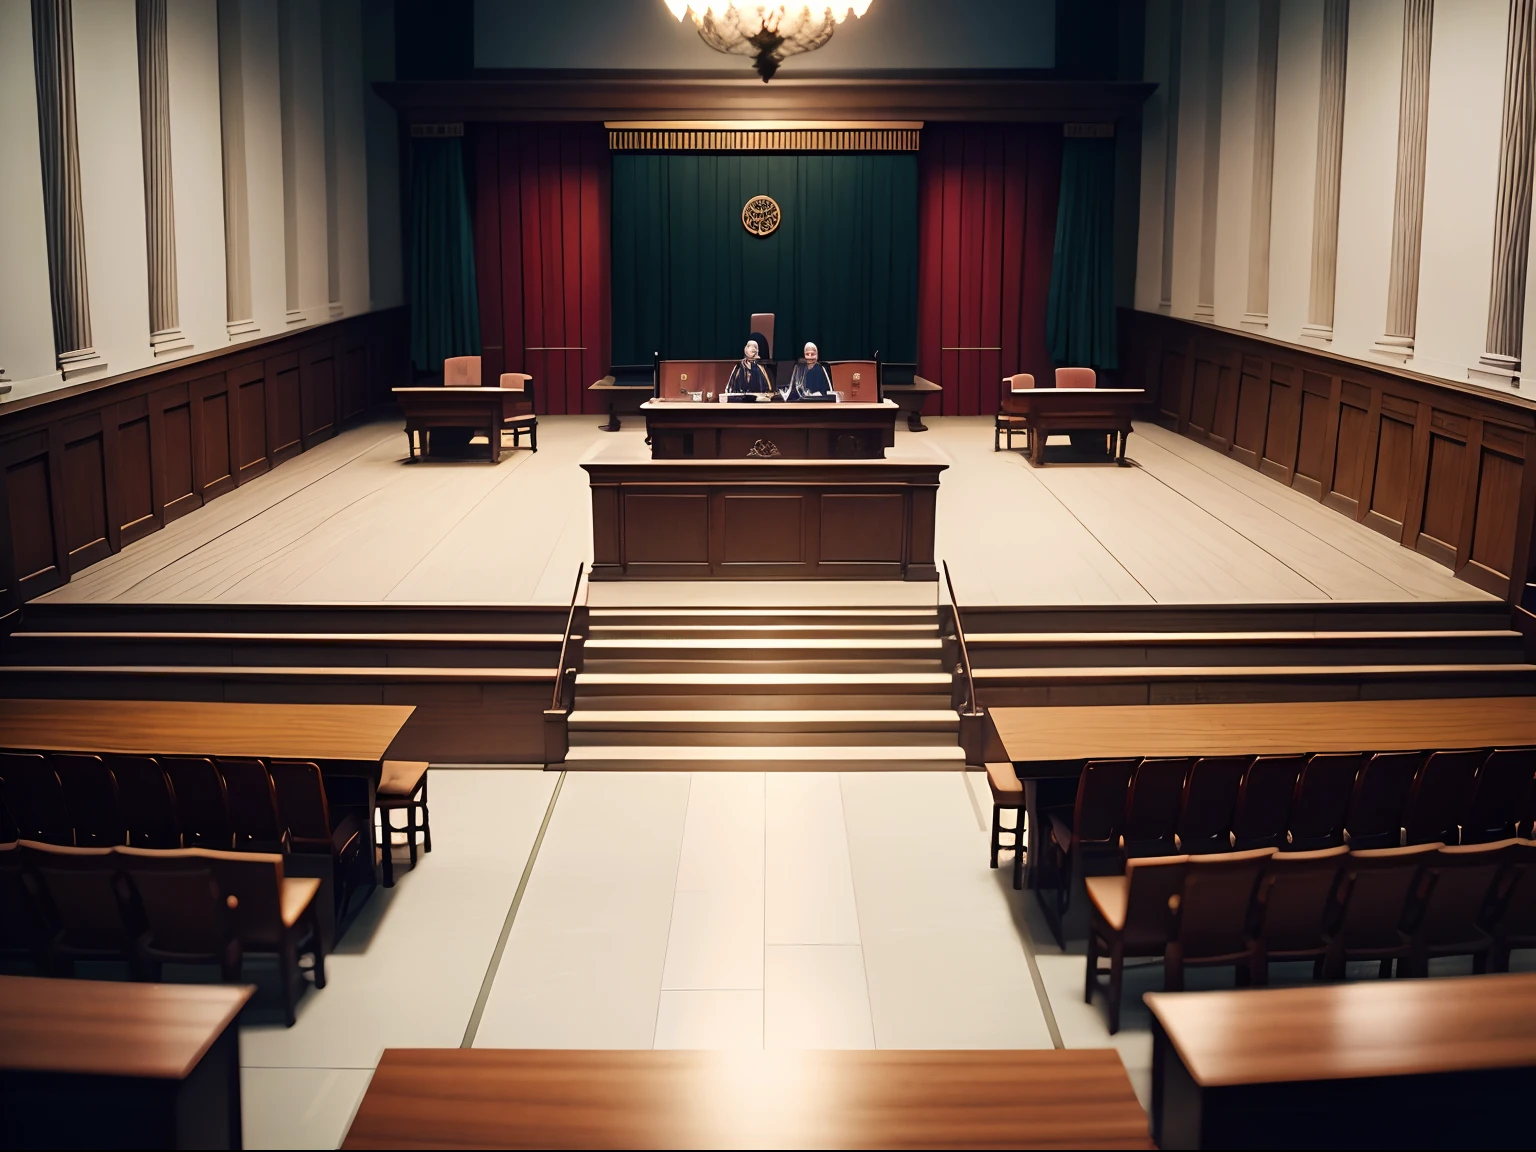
[391,386,531,463]
[991,697,1536,887]
[589,376,652,432]
[0,974,251,1149]
[1005,388,1145,465]
[643,399,899,460]
[343,1048,1152,1150]
[1146,974,1536,1149]
[883,376,944,431]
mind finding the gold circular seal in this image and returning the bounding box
[742,194,781,237]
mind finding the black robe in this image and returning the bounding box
[725,360,773,396]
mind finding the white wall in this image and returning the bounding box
[0,0,398,403]
[1134,0,1527,398]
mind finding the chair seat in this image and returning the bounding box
[379,760,429,797]
[986,761,1024,803]
[1085,874,1128,930]
[280,876,321,928]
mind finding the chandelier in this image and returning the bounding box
[665,3,873,82]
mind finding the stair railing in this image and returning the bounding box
[550,562,585,712]
[942,560,980,717]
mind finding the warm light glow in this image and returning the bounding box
[663,2,873,81]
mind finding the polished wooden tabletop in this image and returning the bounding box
[0,699,414,762]
[343,1048,1152,1150]
[992,697,1536,764]
[1146,972,1536,1088]
[0,974,252,1080]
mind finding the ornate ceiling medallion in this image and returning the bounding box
[742,194,781,237]
[665,3,873,82]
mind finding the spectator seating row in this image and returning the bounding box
[1085,838,1536,1032]
[0,839,325,1026]
[1036,746,1536,946]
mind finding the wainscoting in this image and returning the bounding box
[0,309,408,613]
[1120,310,1536,605]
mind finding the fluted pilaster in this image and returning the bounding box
[1243,0,1280,327]
[218,0,257,338]
[321,0,342,318]
[278,0,303,323]
[1194,1,1225,321]
[1159,0,1183,309]
[1480,0,1536,380]
[31,0,105,379]
[1304,0,1350,340]
[1375,0,1434,359]
[138,0,190,357]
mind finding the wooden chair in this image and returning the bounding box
[0,752,73,845]
[377,760,431,888]
[219,758,290,854]
[1175,756,1249,854]
[1345,751,1421,848]
[1462,748,1536,843]
[53,753,126,847]
[443,356,481,386]
[110,756,181,849]
[1122,758,1191,858]
[1165,847,1275,990]
[984,761,1026,890]
[1084,854,1189,1034]
[498,373,538,452]
[1404,839,1517,977]
[1490,839,1536,970]
[1322,842,1440,978]
[116,848,240,982]
[21,841,141,977]
[1055,367,1097,388]
[270,761,364,919]
[1230,755,1304,850]
[161,756,235,850]
[1038,758,1137,948]
[995,373,1035,452]
[1287,752,1363,851]
[1249,845,1349,983]
[1403,749,1484,845]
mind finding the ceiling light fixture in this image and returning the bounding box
[665,2,873,83]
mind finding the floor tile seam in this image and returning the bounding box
[459,769,567,1048]
[836,773,880,1048]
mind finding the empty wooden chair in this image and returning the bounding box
[219,758,289,854]
[270,761,364,918]
[1490,839,1536,970]
[1322,842,1440,978]
[1165,847,1275,990]
[1402,749,1484,845]
[498,373,539,451]
[110,756,181,849]
[1345,751,1421,848]
[1404,839,1517,977]
[21,841,140,976]
[1175,756,1249,855]
[1462,748,1536,844]
[1084,854,1189,1034]
[0,752,73,845]
[52,753,126,847]
[995,373,1035,452]
[377,760,431,887]
[1055,367,1096,388]
[1250,845,1349,983]
[116,848,239,982]
[161,757,234,850]
[984,762,1026,889]
[1287,752,1363,851]
[1038,758,1137,948]
[1122,758,1191,858]
[1230,755,1304,851]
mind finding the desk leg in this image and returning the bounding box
[599,402,622,432]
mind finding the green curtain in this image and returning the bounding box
[409,137,481,373]
[1046,137,1117,371]
[611,153,918,364]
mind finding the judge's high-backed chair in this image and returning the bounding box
[1231,755,1305,851]
[1250,845,1349,982]
[1039,758,1138,948]
[1462,748,1536,843]
[1287,753,1363,851]
[1055,367,1097,388]
[53,754,126,847]
[996,374,1035,452]
[1085,854,1189,1034]
[498,372,538,451]
[1345,751,1422,848]
[443,356,480,386]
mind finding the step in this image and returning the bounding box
[562,744,968,771]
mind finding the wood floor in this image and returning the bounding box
[39,415,1489,607]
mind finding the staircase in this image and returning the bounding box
[564,606,967,771]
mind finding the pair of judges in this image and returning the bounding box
[724,340,835,401]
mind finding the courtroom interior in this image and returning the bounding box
[2,0,1536,1148]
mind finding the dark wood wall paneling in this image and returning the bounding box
[1120,310,1536,604]
[0,309,408,615]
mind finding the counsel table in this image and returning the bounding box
[643,398,899,460]
[991,697,1536,887]
[0,975,251,1149]
[1146,973,1536,1148]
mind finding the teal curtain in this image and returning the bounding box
[409,137,481,373]
[611,153,918,364]
[1046,138,1117,371]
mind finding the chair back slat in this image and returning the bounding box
[1288,752,1363,851]
[1346,751,1421,848]
[1231,755,1304,850]
[1176,757,1249,854]
[1403,750,1484,845]
[1122,758,1191,858]
[52,753,126,847]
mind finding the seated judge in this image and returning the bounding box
[724,339,773,399]
[781,341,835,402]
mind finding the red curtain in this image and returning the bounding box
[917,124,1061,416]
[472,124,611,415]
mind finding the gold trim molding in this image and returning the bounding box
[606,122,921,153]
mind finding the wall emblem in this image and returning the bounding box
[742,195,781,237]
